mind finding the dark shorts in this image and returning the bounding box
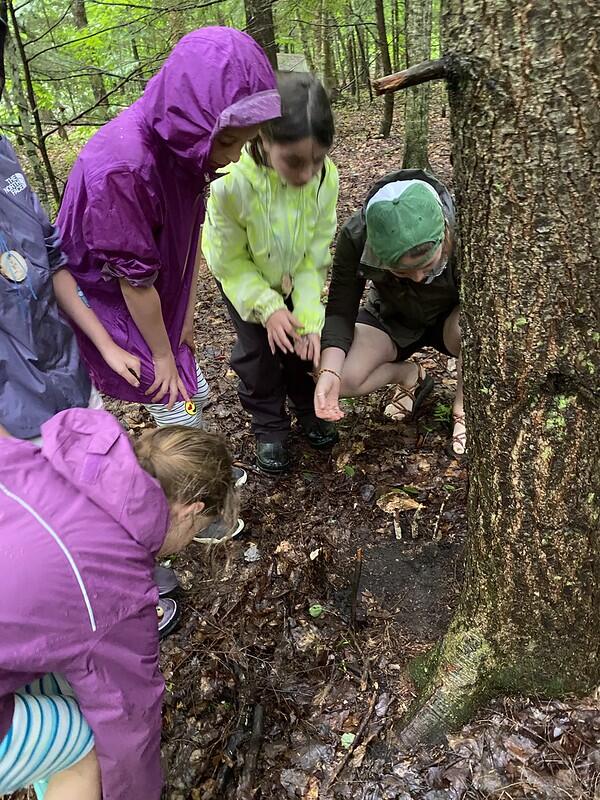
[356,308,454,361]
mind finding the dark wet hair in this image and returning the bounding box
[249,72,334,165]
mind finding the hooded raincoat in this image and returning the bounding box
[202,148,339,334]
[0,137,91,438]
[0,408,170,800]
[57,27,280,403]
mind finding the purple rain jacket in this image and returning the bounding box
[0,137,91,438]
[57,27,280,403]
[0,408,170,799]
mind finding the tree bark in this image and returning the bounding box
[244,0,277,70]
[398,0,600,747]
[374,0,394,136]
[402,0,433,168]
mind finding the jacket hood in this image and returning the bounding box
[40,408,169,555]
[137,27,281,175]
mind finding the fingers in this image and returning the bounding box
[273,327,294,354]
[286,311,302,329]
[177,376,190,403]
[166,379,179,411]
[267,329,276,355]
[149,379,169,403]
[121,366,140,388]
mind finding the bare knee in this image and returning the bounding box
[340,366,364,396]
[45,747,101,800]
[443,306,461,357]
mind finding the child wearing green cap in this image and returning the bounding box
[314,169,466,456]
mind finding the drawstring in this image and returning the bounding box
[266,172,304,298]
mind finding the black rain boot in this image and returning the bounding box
[298,416,339,449]
[256,439,291,474]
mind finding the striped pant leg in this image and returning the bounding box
[0,674,94,797]
[144,361,210,428]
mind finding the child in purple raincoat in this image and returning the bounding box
[0,408,237,800]
[57,27,281,430]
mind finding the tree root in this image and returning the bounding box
[396,628,493,749]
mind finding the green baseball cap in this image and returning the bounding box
[365,181,445,267]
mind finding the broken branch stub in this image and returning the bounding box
[373,56,451,95]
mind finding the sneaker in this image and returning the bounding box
[153,564,179,597]
[194,517,245,544]
[157,597,180,639]
[232,465,247,488]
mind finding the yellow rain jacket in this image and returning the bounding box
[202,148,338,335]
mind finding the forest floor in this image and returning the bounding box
[64,99,600,799]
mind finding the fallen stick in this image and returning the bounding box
[350,547,363,628]
[236,704,264,800]
[322,691,378,795]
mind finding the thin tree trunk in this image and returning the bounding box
[321,2,335,93]
[402,0,433,168]
[346,30,358,98]
[0,0,7,100]
[397,0,600,746]
[244,0,277,69]
[374,0,394,136]
[355,23,372,100]
[71,0,109,112]
[300,22,316,72]
[4,25,49,202]
[391,0,401,71]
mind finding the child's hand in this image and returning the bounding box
[100,342,141,389]
[147,351,190,409]
[314,370,344,421]
[295,334,321,369]
[266,309,301,355]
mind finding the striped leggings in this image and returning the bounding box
[0,674,94,799]
[143,361,210,427]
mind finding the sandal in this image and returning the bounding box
[450,411,467,457]
[384,364,434,422]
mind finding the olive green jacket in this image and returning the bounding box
[321,169,459,353]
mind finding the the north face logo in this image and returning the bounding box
[3,172,27,195]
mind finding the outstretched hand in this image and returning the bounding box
[314,370,344,421]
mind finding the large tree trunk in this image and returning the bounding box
[374,0,394,136]
[398,0,600,747]
[244,0,277,70]
[402,0,433,168]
